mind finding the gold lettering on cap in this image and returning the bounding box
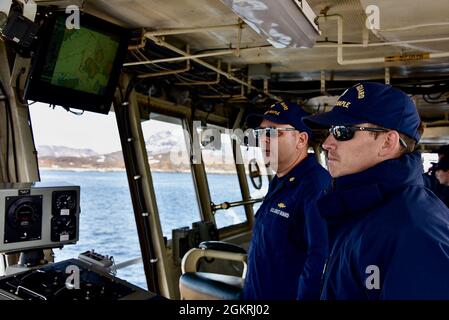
[280,102,289,111]
[265,110,280,116]
[336,100,352,108]
[356,85,365,99]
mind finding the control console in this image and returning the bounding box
[0,182,80,253]
[0,258,157,300]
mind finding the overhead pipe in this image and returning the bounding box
[136,45,191,78]
[317,15,449,65]
[199,84,246,100]
[144,23,244,37]
[124,46,266,67]
[175,61,221,85]
[137,60,190,78]
[146,34,281,101]
[379,22,449,33]
[124,50,234,67]
[128,39,146,51]
[315,36,449,49]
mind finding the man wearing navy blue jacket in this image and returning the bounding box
[303,82,449,299]
[243,102,331,300]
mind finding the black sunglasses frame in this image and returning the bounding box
[253,127,298,139]
[329,126,408,148]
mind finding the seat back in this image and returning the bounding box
[179,242,247,300]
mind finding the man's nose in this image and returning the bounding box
[322,134,336,151]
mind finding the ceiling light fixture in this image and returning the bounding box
[219,0,321,48]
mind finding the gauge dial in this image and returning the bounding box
[10,202,39,229]
[51,216,76,242]
[55,194,76,210]
[52,191,77,216]
[5,195,43,243]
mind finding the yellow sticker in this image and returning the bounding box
[384,53,430,62]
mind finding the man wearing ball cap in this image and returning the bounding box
[302,82,449,299]
[243,101,331,300]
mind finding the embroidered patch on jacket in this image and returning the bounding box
[270,207,290,218]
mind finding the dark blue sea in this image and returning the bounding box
[40,170,265,290]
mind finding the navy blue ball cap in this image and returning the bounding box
[434,157,449,171]
[302,82,421,142]
[246,101,313,137]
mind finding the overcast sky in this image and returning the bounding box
[29,102,175,154]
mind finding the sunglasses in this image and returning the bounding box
[329,126,408,148]
[253,127,298,139]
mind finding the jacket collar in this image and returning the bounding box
[265,154,319,200]
[284,153,320,183]
[318,152,424,221]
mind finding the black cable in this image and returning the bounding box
[15,68,26,104]
[0,81,11,182]
[25,101,41,182]
[8,99,19,182]
[316,40,363,45]
[0,78,18,181]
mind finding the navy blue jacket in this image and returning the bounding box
[423,173,449,208]
[319,152,449,300]
[243,155,331,300]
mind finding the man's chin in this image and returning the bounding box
[327,164,340,178]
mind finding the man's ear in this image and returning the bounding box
[379,130,401,157]
[296,132,309,149]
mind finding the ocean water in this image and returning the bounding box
[40,170,266,291]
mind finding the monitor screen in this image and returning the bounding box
[25,10,129,114]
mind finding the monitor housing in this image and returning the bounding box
[24,10,129,114]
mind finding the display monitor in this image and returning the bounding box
[24,10,129,114]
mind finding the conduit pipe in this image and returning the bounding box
[144,23,244,37]
[137,60,190,78]
[124,50,234,67]
[146,34,281,101]
[175,60,221,85]
[317,15,449,65]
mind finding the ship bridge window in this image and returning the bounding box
[240,145,270,213]
[201,126,247,229]
[422,152,439,172]
[29,103,147,289]
[140,114,201,238]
